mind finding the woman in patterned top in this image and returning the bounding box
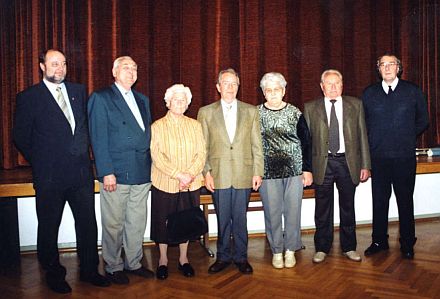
[150,84,206,280]
[258,72,313,269]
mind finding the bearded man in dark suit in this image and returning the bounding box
[13,49,110,293]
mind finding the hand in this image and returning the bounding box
[103,174,117,192]
[252,176,262,191]
[204,172,215,193]
[302,171,313,187]
[359,169,370,182]
[176,172,194,190]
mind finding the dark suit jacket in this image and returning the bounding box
[88,83,151,185]
[303,96,371,185]
[13,81,93,189]
[197,100,264,189]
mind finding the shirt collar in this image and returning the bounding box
[43,78,65,92]
[221,99,237,109]
[114,82,131,96]
[382,77,399,92]
[324,96,342,103]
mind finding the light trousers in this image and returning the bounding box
[259,175,304,254]
[100,182,151,273]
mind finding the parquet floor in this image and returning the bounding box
[1,219,440,299]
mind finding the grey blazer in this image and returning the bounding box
[303,96,370,185]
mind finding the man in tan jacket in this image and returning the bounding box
[197,68,264,274]
[303,69,370,264]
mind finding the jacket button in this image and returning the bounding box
[230,146,233,150]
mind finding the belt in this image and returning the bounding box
[328,153,345,158]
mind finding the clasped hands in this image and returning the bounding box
[176,172,195,190]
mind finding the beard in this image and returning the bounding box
[45,74,65,84]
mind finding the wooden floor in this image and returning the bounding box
[1,219,440,299]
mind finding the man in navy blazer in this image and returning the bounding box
[13,49,110,293]
[88,56,153,284]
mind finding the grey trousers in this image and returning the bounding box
[100,182,151,273]
[259,176,304,254]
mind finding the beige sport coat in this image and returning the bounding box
[197,100,264,189]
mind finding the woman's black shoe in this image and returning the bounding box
[178,263,195,277]
[156,265,168,280]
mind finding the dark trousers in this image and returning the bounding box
[371,156,417,251]
[35,181,99,278]
[212,187,251,262]
[314,156,357,253]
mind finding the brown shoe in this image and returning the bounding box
[208,260,231,274]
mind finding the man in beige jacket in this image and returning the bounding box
[197,68,264,274]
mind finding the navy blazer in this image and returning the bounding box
[13,81,93,189]
[88,83,152,184]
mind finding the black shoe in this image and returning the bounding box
[124,266,155,279]
[80,271,111,287]
[401,250,414,259]
[235,261,253,274]
[364,242,389,256]
[105,271,129,284]
[46,277,72,294]
[208,260,231,274]
[156,265,168,280]
[46,268,71,294]
[178,263,195,277]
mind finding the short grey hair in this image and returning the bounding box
[164,84,192,106]
[112,56,136,70]
[320,69,343,83]
[260,72,287,90]
[217,68,240,85]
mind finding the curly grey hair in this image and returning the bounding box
[260,72,287,91]
[164,84,192,107]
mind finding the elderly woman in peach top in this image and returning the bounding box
[150,84,206,280]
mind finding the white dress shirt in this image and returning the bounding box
[43,79,76,133]
[324,96,346,153]
[221,99,237,143]
[382,77,399,93]
[115,82,145,131]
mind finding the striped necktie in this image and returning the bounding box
[56,87,73,131]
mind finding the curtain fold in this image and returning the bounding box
[1,0,439,169]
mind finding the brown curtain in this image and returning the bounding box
[1,0,439,169]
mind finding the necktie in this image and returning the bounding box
[56,87,73,130]
[388,86,393,95]
[329,99,339,154]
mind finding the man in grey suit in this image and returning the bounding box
[197,68,264,274]
[88,56,153,284]
[303,69,370,264]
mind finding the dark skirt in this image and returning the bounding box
[150,186,201,244]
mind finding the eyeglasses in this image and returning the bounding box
[378,62,398,68]
[264,87,283,94]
